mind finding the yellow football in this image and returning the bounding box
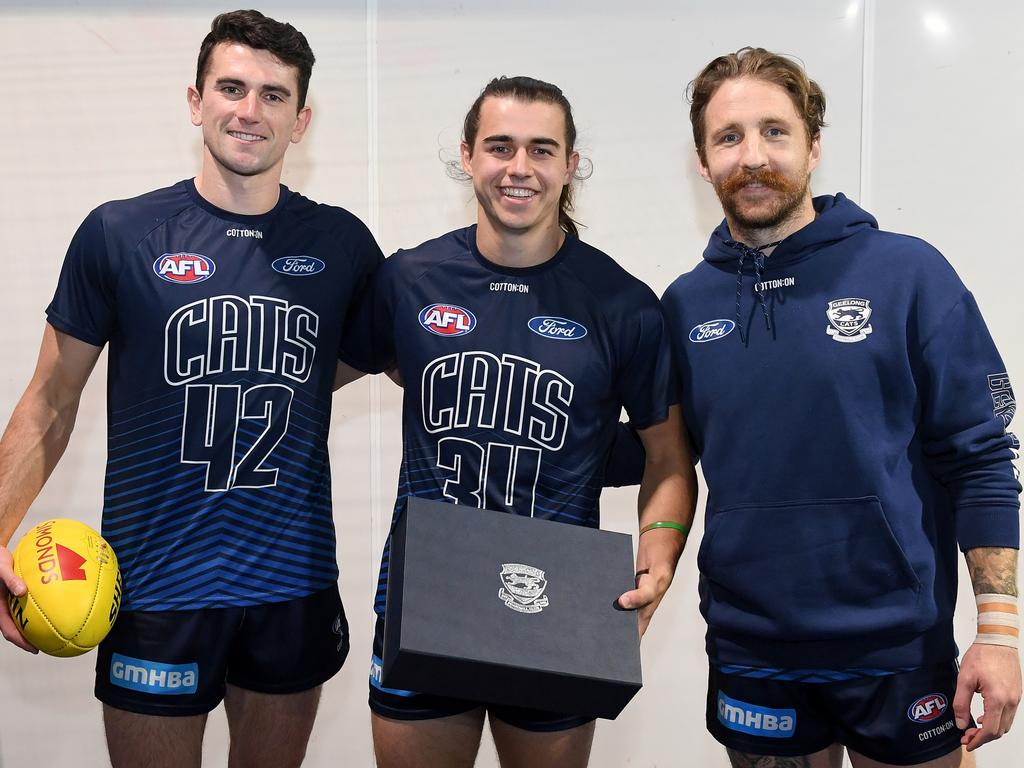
[8,519,122,657]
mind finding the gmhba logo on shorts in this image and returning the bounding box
[109,653,198,695]
[153,253,215,284]
[717,692,796,738]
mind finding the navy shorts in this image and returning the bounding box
[367,617,593,733]
[707,662,972,765]
[95,585,349,716]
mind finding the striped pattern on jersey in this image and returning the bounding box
[47,180,382,611]
[104,382,338,610]
[717,664,920,683]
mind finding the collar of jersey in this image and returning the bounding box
[184,178,293,225]
[466,224,576,276]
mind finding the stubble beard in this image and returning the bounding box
[206,140,276,179]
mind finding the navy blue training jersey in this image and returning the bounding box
[46,180,383,611]
[340,226,675,615]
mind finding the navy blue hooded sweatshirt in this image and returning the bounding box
[661,194,1020,670]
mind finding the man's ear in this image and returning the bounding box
[187,85,203,127]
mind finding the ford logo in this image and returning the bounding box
[272,256,326,276]
[689,319,736,343]
[528,316,587,341]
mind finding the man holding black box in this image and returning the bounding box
[341,75,697,767]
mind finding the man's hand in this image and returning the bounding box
[957,546,1022,750]
[615,406,697,637]
[0,544,37,653]
[954,641,1021,751]
[618,530,684,636]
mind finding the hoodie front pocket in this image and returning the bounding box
[697,496,923,641]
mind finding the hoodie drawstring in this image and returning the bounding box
[751,250,771,332]
[732,240,782,342]
[734,248,748,344]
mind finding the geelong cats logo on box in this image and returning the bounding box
[499,563,549,613]
[826,298,873,343]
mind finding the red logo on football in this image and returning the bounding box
[154,253,216,284]
[56,544,87,581]
[33,522,87,583]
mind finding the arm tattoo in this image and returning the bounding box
[727,749,812,768]
[965,546,1019,597]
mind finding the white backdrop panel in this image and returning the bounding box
[0,1,1019,766]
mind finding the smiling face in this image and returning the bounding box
[698,76,820,242]
[187,42,311,181]
[460,96,579,244]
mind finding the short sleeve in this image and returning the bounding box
[45,209,117,346]
[615,297,678,430]
[338,251,401,374]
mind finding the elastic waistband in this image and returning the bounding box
[706,623,956,670]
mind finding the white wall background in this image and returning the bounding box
[0,1,1021,766]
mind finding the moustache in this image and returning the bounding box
[720,169,796,197]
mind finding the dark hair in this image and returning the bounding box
[461,76,584,237]
[196,10,315,109]
[687,47,826,163]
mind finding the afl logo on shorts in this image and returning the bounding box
[272,256,326,276]
[419,304,476,337]
[689,319,735,343]
[908,693,948,723]
[154,253,215,284]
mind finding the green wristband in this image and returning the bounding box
[639,521,689,536]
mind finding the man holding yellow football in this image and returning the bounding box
[0,10,382,767]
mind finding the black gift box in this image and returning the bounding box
[382,497,642,720]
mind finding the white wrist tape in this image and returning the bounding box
[976,593,1019,649]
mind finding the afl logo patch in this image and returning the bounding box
[419,304,476,336]
[907,693,948,723]
[689,319,735,343]
[272,256,326,276]
[154,253,215,284]
[528,316,587,341]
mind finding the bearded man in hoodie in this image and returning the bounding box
[661,47,1021,768]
